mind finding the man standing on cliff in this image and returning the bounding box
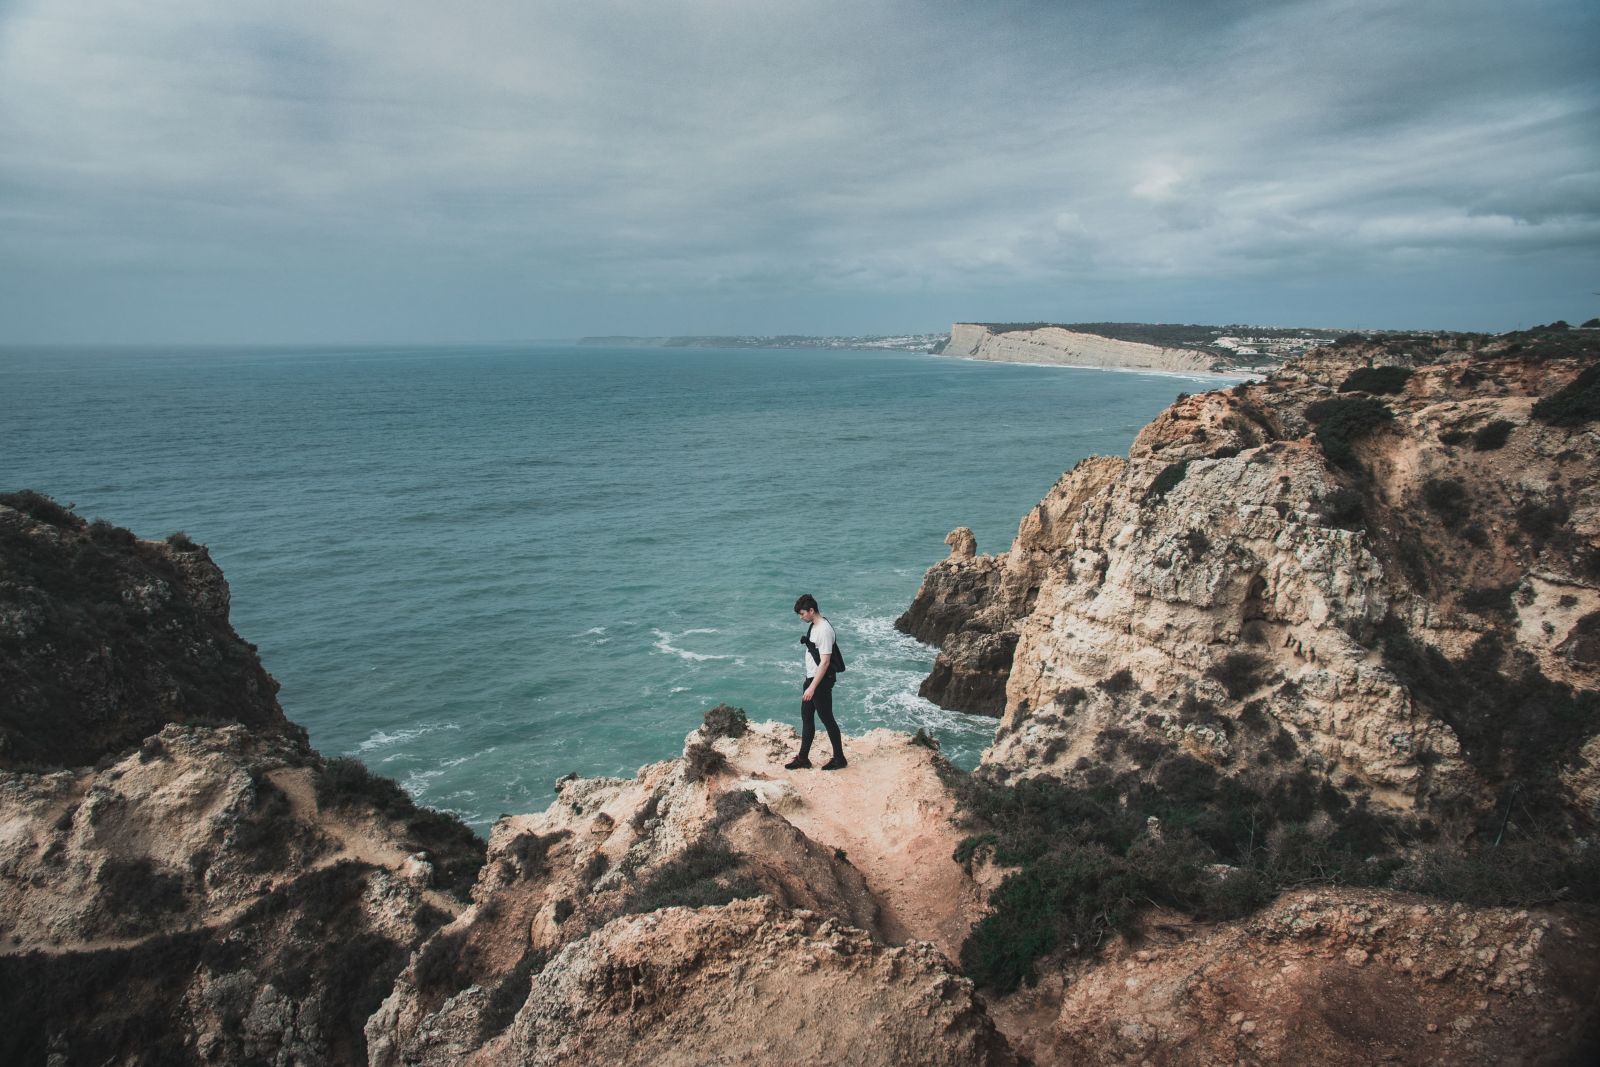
[787,594,847,771]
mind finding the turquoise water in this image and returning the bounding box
[0,343,1206,828]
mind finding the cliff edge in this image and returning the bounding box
[904,330,1599,832]
[942,323,1228,375]
[6,318,1600,1067]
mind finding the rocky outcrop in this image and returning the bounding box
[367,719,1006,1064]
[944,323,1223,375]
[0,493,299,769]
[991,889,1600,1066]
[504,899,1015,1067]
[894,548,1017,715]
[0,502,486,1066]
[7,323,1600,1067]
[0,722,481,1066]
[905,335,1600,833]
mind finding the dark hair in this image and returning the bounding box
[794,594,818,614]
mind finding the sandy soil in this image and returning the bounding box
[722,723,989,963]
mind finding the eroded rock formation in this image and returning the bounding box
[904,336,1600,834]
[991,890,1600,1066]
[5,327,1599,1067]
[0,494,299,768]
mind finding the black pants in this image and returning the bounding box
[799,675,843,761]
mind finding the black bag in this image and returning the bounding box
[802,623,846,676]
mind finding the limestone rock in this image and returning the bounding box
[370,722,998,1063]
[992,888,1600,1066]
[0,725,473,1067]
[509,899,1017,1067]
[946,526,977,559]
[907,341,1600,826]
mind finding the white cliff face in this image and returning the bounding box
[944,323,1221,375]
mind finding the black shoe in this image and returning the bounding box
[821,756,848,771]
[784,757,812,770]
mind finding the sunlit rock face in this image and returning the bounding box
[905,340,1599,831]
[945,323,1221,374]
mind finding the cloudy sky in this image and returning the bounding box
[1,0,1596,342]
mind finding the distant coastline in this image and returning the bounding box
[575,321,1355,370]
[576,333,944,352]
[938,322,1331,376]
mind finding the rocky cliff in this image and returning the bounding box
[0,499,484,1066]
[5,321,1600,1067]
[0,492,297,768]
[903,330,1600,834]
[943,323,1225,375]
[0,506,1014,1065]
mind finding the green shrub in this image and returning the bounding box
[1380,628,1600,803]
[624,839,761,913]
[960,845,1140,992]
[87,519,136,546]
[1099,670,1135,694]
[709,789,759,829]
[1459,584,1516,617]
[96,858,186,934]
[1054,687,1088,712]
[0,930,211,1066]
[0,490,84,529]
[1207,652,1267,699]
[630,789,663,833]
[953,832,998,865]
[1238,700,1271,733]
[1421,478,1470,526]
[700,704,748,739]
[503,830,563,877]
[165,531,201,552]
[1144,461,1190,502]
[232,773,302,872]
[316,757,412,815]
[1337,366,1412,395]
[944,752,1410,993]
[413,928,472,1000]
[682,741,729,783]
[1531,363,1600,426]
[477,950,549,1041]
[1393,840,1600,907]
[1471,420,1514,451]
[1315,488,1364,529]
[1305,397,1393,468]
[1515,499,1570,545]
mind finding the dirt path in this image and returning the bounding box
[726,725,990,963]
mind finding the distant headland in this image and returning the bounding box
[576,333,946,351]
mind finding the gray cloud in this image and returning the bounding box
[0,0,1596,341]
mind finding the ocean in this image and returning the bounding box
[0,342,1210,830]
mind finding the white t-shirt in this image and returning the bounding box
[804,618,836,679]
